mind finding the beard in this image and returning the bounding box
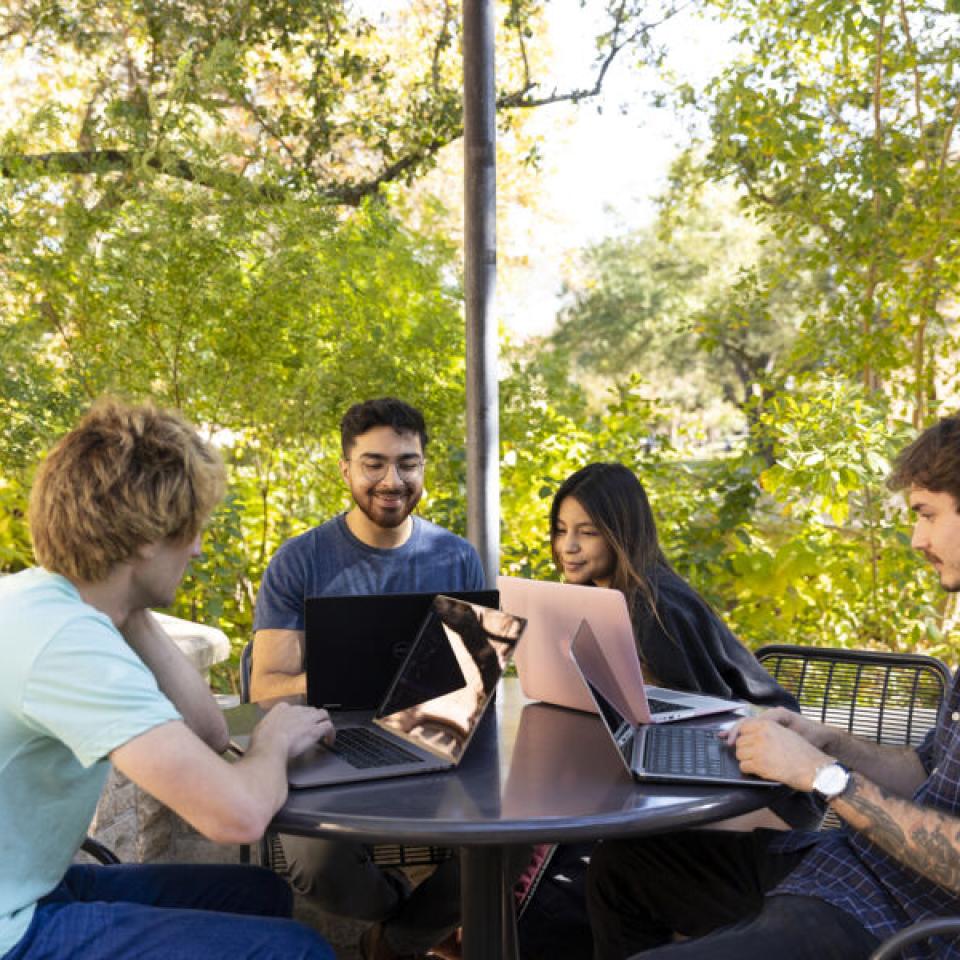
[353,482,423,529]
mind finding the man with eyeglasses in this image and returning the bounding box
[251,397,484,960]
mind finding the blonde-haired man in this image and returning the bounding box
[0,398,334,960]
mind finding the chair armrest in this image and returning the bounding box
[869,917,960,960]
[80,836,122,865]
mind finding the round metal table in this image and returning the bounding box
[268,679,775,960]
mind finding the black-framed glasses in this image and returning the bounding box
[346,456,426,484]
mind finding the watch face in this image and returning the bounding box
[815,763,849,797]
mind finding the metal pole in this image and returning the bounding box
[463,0,499,585]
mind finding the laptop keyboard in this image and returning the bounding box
[647,696,683,715]
[327,727,422,769]
[645,726,725,777]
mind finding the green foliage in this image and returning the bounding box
[700,0,960,409]
[0,172,473,689]
[4,0,960,694]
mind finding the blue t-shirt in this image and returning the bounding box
[0,569,181,956]
[253,513,486,631]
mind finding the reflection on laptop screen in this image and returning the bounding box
[376,596,524,764]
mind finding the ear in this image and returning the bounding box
[338,459,351,486]
[135,540,160,560]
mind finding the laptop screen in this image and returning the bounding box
[375,595,525,764]
[304,589,500,710]
[570,620,636,773]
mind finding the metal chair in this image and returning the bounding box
[755,644,951,829]
[79,836,121,865]
[239,637,253,704]
[757,644,959,957]
[868,917,960,959]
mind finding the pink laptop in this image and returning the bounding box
[497,576,745,723]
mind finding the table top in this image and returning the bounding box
[266,679,778,847]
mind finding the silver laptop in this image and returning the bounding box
[498,576,745,723]
[570,619,776,788]
[286,595,526,788]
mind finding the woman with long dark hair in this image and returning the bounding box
[515,464,818,960]
[550,462,791,704]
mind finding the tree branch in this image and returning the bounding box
[0,150,291,201]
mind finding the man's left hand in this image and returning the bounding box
[723,715,832,791]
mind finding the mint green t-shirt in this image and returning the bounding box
[0,569,181,956]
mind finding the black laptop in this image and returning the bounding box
[304,590,499,710]
[288,595,525,788]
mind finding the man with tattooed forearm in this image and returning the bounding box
[586,416,960,960]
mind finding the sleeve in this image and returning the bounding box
[23,616,181,768]
[637,576,799,711]
[914,727,936,773]
[253,540,308,631]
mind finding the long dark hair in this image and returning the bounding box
[549,463,671,622]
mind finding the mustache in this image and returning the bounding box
[369,481,417,496]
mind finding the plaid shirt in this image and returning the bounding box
[771,671,960,959]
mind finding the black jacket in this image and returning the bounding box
[633,566,798,710]
[633,566,822,828]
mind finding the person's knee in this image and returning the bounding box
[587,838,639,907]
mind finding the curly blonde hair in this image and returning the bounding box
[29,397,226,582]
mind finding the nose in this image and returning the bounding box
[911,522,928,552]
[557,531,580,555]
[190,535,203,558]
[377,462,405,485]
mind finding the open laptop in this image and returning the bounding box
[287,595,526,788]
[498,576,744,723]
[304,589,499,710]
[570,619,775,788]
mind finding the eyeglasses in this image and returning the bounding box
[346,456,426,484]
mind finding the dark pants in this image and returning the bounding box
[587,830,879,960]
[3,863,334,960]
[282,834,533,955]
[281,834,462,954]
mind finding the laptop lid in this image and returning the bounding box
[304,589,499,710]
[375,595,526,764]
[497,576,647,717]
[287,596,525,787]
[570,620,776,788]
[499,576,745,724]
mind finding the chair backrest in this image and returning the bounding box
[240,639,253,704]
[756,644,952,829]
[756,644,951,746]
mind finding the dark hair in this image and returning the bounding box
[888,415,960,509]
[339,397,428,456]
[549,463,670,620]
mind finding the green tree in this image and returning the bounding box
[701,0,960,417]
[0,1,683,203]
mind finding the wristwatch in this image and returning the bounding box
[812,761,851,801]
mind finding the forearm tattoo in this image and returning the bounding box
[837,773,960,893]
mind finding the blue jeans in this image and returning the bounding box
[3,863,334,960]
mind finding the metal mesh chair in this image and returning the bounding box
[757,643,960,957]
[755,644,951,829]
[868,917,960,959]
